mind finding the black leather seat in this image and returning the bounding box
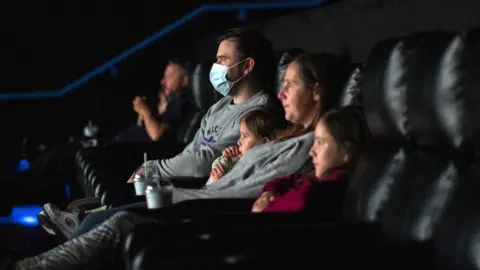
[177,61,220,145]
[122,31,480,270]
[75,61,218,203]
[346,32,465,268]
[339,63,363,107]
[431,29,480,270]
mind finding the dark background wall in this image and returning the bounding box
[2,0,480,165]
[194,0,480,62]
[0,1,296,145]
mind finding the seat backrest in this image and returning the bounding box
[344,32,465,246]
[403,32,456,149]
[176,61,218,145]
[360,38,407,143]
[352,30,480,270]
[376,32,461,242]
[343,37,408,224]
[433,29,480,158]
[434,164,480,270]
[431,29,480,270]
[379,149,458,242]
[339,64,364,107]
[191,61,219,110]
[343,144,407,223]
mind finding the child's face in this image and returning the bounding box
[309,120,347,179]
[237,120,266,155]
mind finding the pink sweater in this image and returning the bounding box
[261,171,349,213]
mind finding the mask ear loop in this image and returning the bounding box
[228,58,249,71]
[229,58,250,85]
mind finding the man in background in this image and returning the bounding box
[114,59,194,143]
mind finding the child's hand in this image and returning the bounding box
[222,146,241,159]
[251,191,275,213]
[210,164,226,181]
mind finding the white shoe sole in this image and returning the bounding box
[42,205,76,241]
[37,211,56,235]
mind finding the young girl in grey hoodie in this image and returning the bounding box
[205,109,284,186]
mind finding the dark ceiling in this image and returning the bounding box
[2,0,325,95]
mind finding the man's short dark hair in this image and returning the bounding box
[217,28,277,93]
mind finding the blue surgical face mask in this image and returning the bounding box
[209,59,248,96]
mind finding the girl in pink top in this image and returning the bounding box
[252,105,370,213]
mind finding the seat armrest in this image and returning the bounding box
[170,177,208,189]
[107,195,146,209]
[125,221,381,270]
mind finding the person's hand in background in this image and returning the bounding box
[133,96,151,117]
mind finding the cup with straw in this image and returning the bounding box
[143,152,148,178]
[143,152,161,188]
[133,152,150,195]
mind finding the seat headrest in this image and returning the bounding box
[433,29,480,156]
[361,38,407,142]
[276,48,304,93]
[401,32,456,148]
[364,31,479,151]
[339,64,364,107]
[191,61,219,110]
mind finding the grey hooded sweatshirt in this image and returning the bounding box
[171,132,314,203]
[148,91,271,178]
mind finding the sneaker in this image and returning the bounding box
[37,211,56,235]
[42,203,80,240]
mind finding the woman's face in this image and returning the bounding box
[277,61,320,127]
[309,120,347,179]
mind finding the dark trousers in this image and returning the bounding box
[73,198,255,238]
[74,201,148,237]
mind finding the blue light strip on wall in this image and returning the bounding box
[0,0,326,101]
[0,205,42,226]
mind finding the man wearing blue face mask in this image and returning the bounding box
[138,27,283,180]
[38,28,284,240]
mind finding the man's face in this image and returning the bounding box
[160,63,187,96]
[215,39,245,82]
